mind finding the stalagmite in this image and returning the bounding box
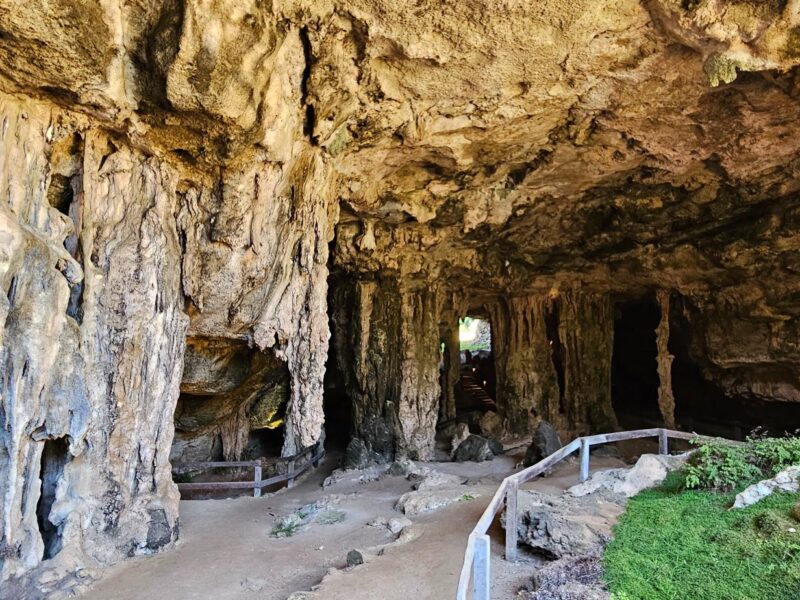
[655,291,676,429]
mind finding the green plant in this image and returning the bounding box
[459,493,476,502]
[682,435,800,491]
[316,509,346,525]
[683,439,760,491]
[271,515,303,538]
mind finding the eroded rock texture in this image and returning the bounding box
[3,0,800,591]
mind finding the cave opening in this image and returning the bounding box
[36,437,69,561]
[456,316,496,414]
[611,295,662,428]
[171,337,291,496]
[668,300,800,439]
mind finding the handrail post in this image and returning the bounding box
[579,437,590,483]
[659,429,669,455]
[473,533,491,600]
[254,460,262,498]
[287,458,296,489]
[505,478,518,562]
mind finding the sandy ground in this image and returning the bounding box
[80,448,626,600]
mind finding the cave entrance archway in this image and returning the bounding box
[456,316,496,414]
[611,296,662,428]
[170,338,291,497]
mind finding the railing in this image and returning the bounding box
[456,428,728,600]
[172,441,325,498]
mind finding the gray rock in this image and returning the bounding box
[448,423,471,458]
[733,466,800,509]
[487,437,504,456]
[507,490,625,559]
[453,435,495,462]
[568,453,688,498]
[346,549,364,567]
[524,421,562,467]
[344,438,384,470]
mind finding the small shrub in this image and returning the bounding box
[683,440,760,491]
[460,494,476,502]
[754,512,782,535]
[682,434,800,491]
[271,514,303,538]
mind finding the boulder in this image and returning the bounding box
[346,549,364,567]
[453,435,495,462]
[344,438,384,470]
[568,453,687,498]
[479,411,504,440]
[524,421,563,467]
[448,423,471,457]
[507,490,624,559]
[733,466,800,509]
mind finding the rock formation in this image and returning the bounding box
[3,0,800,592]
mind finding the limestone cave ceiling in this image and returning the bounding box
[2,0,800,301]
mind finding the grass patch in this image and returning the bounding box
[271,514,304,538]
[460,494,476,502]
[604,473,800,600]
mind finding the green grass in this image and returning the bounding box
[604,473,800,600]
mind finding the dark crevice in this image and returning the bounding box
[545,303,566,413]
[37,437,69,560]
[299,26,317,144]
[611,296,661,428]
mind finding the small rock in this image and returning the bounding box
[487,437,504,456]
[524,421,562,467]
[449,423,471,457]
[453,435,495,462]
[387,457,416,476]
[346,549,364,567]
[241,577,269,592]
[387,516,412,535]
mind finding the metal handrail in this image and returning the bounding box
[456,427,725,599]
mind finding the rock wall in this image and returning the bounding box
[0,85,336,589]
[334,277,442,461]
[0,96,186,585]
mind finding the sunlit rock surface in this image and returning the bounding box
[2,0,800,593]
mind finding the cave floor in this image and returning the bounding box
[79,449,625,600]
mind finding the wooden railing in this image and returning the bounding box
[456,428,729,600]
[171,441,325,498]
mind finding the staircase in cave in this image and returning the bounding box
[459,372,496,412]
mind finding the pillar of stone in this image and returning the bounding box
[488,295,561,437]
[558,291,619,436]
[335,277,442,461]
[655,290,676,429]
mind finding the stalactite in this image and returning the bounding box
[655,290,676,429]
[558,291,619,436]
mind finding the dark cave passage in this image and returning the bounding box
[611,296,661,429]
[36,437,68,560]
[669,303,800,439]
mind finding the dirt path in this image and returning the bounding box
[80,450,625,600]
